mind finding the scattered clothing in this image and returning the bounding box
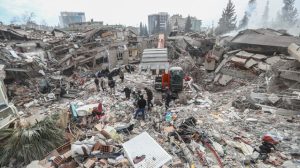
[133,155,146,164]
[92,102,105,120]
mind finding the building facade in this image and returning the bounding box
[169,14,186,32]
[59,12,86,28]
[169,14,202,32]
[191,17,202,32]
[68,20,103,30]
[148,12,169,35]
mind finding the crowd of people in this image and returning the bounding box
[92,67,174,121]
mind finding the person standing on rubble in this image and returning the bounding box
[94,77,100,92]
[134,95,147,120]
[123,87,131,100]
[100,77,106,92]
[145,88,153,110]
[119,70,124,83]
[108,77,116,94]
[165,88,172,110]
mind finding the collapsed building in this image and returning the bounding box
[0,24,299,168]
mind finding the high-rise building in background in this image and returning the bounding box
[148,12,169,35]
[59,12,86,28]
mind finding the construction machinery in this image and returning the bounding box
[154,67,184,92]
[152,34,186,103]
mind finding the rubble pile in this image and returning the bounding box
[0,26,299,168]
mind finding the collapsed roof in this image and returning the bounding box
[230,28,300,55]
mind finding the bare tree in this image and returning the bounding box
[10,16,20,24]
[21,11,36,24]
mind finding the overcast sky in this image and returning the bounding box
[0,0,299,27]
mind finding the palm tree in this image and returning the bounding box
[0,115,64,166]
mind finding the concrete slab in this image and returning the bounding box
[258,62,271,71]
[251,54,267,60]
[288,43,300,62]
[245,59,258,69]
[122,132,172,168]
[230,56,247,65]
[268,93,281,104]
[218,74,233,86]
[236,51,254,58]
[265,56,281,65]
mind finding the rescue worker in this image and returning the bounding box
[134,95,147,120]
[100,77,106,91]
[165,88,172,110]
[145,87,153,110]
[108,78,116,94]
[94,77,100,91]
[123,87,131,100]
[119,70,124,83]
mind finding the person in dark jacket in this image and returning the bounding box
[123,87,131,100]
[165,88,172,110]
[119,70,124,83]
[94,77,100,91]
[134,95,147,120]
[100,77,106,91]
[108,79,115,94]
[145,88,153,110]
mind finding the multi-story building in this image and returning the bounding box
[148,12,169,35]
[68,19,103,30]
[59,12,86,28]
[191,17,202,32]
[169,14,186,31]
[169,14,202,32]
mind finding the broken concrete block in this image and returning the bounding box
[288,43,300,62]
[214,73,221,83]
[215,55,230,73]
[204,59,216,71]
[99,159,108,166]
[236,51,254,58]
[84,158,96,168]
[218,74,233,86]
[268,93,281,104]
[172,160,183,167]
[245,59,258,69]
[279,70,300,82]
[258,62,271,71]
[265,56,281,65]
[251,54,267,60]
[282,160,299,168]
[230,56,247,65]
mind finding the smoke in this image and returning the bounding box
[238,0,300,36]
[246,0,257,16]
